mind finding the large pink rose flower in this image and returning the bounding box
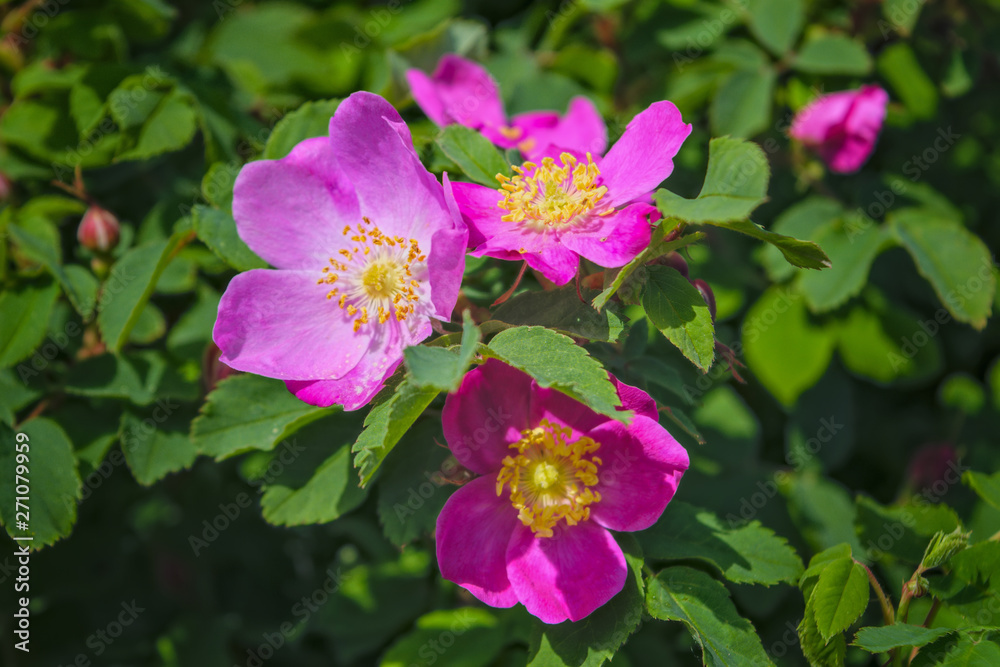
[435,360,689,624]
[406,53,606,161]
[450,102,691,285]
[213,92,468,410]
[789,85,889,173]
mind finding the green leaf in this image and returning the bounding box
[494,285,624,342]
[808,556,869,642]
[798,610,846,667]
[743,287,837,407]
[646,566,774,666]
[120,411,198,486]
[376,420,456,547]
[97,233,188,352]
[939,373,986,415]
[383,609,506,667]
[797,219,891,313]
[403,313,481,393]
[65,352,168,405]
[792,35,873,75]
[710,67,776,139]
[637,502,803,585]
[7,224,99,319]
[352,380,440,487]
[668,134,771,223]
[744,0,804,56]
[889,210,994,330]
[835,290,942,384]
[0,277,60,368]
[263,98,340,160]
[761,197,843,282]
[642,266,716,372]
[436,125,510,186]
[486,326,624,421]
[855,495,961,564]
[882,0,925,37]
[878,43,937,120]
[261,443,367,526]
[711,218,832,270]
[0,419,81,548]
[528,536,645,667]
[116,88,199,162]
[191,204,267,272]
[964,471,1000,511]
[190,374,335,460]
[851,623,955,653]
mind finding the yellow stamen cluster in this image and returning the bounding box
[496,152,611,231]
[317,217,426,332]
[495,419,603,538]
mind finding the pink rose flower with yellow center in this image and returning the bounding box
[789,85,889,173]
[435,359,689,623]
[406,53,607,161]
[449,102,692,285]
[213,92,468,410]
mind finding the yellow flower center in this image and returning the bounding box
[495,419,603,538]
[496,152,611,232]
[317,217,425,332]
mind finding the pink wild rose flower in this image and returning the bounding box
[435,359,689,623]
[213,92,468,411]
[406,53,607,161]
[450,101,692,285]
[789,85,889,173]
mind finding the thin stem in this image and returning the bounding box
[491,261,529,307]
[908,599,943,664]
[859,562,895,626]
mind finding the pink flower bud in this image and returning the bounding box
[907,442,958,492]
[655,252,689,278]
[77,205,120,253]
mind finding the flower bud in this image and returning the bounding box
[691,279,716,322]
[907,442,957,492]
[655,252,689,278]
[77,205,120,253]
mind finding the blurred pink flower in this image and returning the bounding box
[435,359,688,624]
[789,85,889,173]
[213,92,467,410]
[450,101,691,285]
[406,54,607,160]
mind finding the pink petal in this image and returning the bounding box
[430,173,471,321]
[514,96,608,161]
[611,376,659,421]
[213,269,370,381]
[436,476,520,608]
[587,416,689,533]
[406,54,507,131]
[285,357,403,411]
[232,137,361,270]
[600,101,692,207]
[505,522,627,623]
[328,92,453,243]
[530,385,607,438]
[789,90,857,145]
[450,181,581,285]
[560,203,654,269]
[442,359,533,475]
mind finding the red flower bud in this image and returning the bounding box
[77,205,120,253]
[691,279,716,322]
[654,252,689,278]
